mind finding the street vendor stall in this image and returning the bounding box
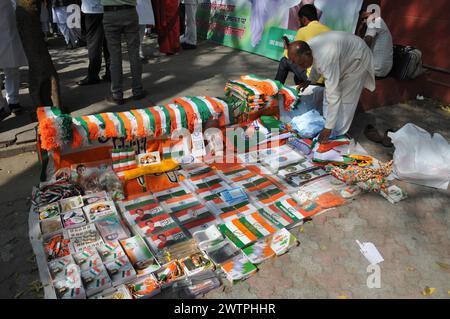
[29,75,402,299]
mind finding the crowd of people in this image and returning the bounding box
[0,0,200,121]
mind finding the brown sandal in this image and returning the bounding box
[382,129,394,147]
[364,124,383,143]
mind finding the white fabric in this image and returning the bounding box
[136,0,155,25]
[0,0,28,68]
[279,85,324,123]
[181,3,197,45]
[3,67,21,105]
[365,17,393,77]
[307,31,375,135]
[81,0,104,14]
[52,7,78,45]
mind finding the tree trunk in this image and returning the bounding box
[15,0,65,113]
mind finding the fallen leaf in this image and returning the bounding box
[337,295,350,299]
[320,245,327,251]
[448,290,450,295]
[421,286,436,296]
[29,281,43,293]
[436,262,450,270]
[406,266,415,272]
[299,227,304,233]
[14,290,26,299]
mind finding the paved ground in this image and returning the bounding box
[0,37,449,299]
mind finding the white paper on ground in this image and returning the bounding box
[356,240,384,265]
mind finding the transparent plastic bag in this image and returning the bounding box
[290,109,325,138]
[388,123,450,189]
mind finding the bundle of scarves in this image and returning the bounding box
[37,96,233,151]
[224,74,299,113]
[36,107,73,151]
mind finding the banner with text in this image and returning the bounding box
[197,0,363,61]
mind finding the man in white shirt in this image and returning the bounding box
[78,0,110,85]
[288,31,376,143]
[357,9,393,77]
[181,0,198,50]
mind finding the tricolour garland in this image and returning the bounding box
[37,76,301,151]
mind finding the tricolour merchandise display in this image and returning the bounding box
[29,75,403,299]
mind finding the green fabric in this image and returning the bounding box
[259,116,284,131]
[159,105,172,135]
[124,199,157,211]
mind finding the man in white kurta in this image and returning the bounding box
[288,31,375,142]
[0,0,28,121]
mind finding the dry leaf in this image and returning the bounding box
[337,295,350,299]
[421,286,436,296]
[299,227,304,233]
[436,262,450,270]
[406,266,415,272]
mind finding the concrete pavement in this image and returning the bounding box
[0,37,449,299]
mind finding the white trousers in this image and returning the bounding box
[53,7,78,45]
[322,73,367,136]
[181,4,197,45]
[2,67,21,105]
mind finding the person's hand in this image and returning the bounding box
[282,36,290,50]
[296,80,311,93]
[318,128,332,144]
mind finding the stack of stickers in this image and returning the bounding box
[119,194,189,258]
[220,165,291,206]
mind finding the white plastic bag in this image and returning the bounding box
[290,109,325,138]
[388,123,450,189]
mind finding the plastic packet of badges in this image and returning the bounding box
[80,263,112,297]
[293,175,348,204]
[61,208,86,229]
[179,251,215,277]
[67,223,104,253]
[104,255,137,286]
[90,284,133,299]
[97,240,127,263]
[83,200,118,223]
[181,270,221,298]
[41,216,63,235]
[127,274,161,299]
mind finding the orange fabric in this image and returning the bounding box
[148,108,162,136]
[100,114,116,138]
[116,113,133,141]
[81,116,99,140]
[130,110,146,138]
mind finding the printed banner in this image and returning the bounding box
[197,0,363,60]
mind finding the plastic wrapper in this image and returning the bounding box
[290,109,325,139]
[127,274,161,299]
[71,161,125,201]
[388,123,450,189]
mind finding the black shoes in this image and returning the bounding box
[102,74,111,82]
[0,108,11,122]
[132,90,147,101]
[9,103,23,115]
[105,95,125,105]
[77,77,101,86]
[181,43,197,50]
